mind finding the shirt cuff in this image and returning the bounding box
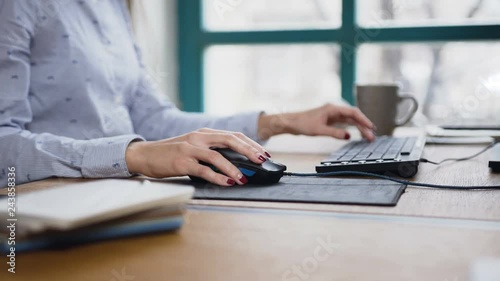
[229,111,268,145]
[81,135,145,178]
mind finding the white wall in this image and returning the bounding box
[130,0,179,105]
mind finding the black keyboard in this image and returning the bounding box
[316,136,426,178]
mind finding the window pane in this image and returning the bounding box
[204,45,340,115]
[358,0,500,27]
[203,0,341,31]
[357,43,500,125]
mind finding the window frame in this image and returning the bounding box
[177,0,500,112]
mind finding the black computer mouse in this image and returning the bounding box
[189,148,287,184]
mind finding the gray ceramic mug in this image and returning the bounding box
[355,84,418,136]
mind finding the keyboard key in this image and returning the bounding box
[391,138,406,148]
[366,154,384,161]
[322,153,344,162]
[385,149,401,155]
[338,155,356,162]
[347,146,364,155]
[382,153,398,160]
[320,159,343,164]
[321,136,421,164]
[352,154,372,161]
[374,139,395,152]
[401,138,416,155]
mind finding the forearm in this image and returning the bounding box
[129,68,265,142]
[132,99,264,142]
[159,110,263,141]
[257,112,299,140]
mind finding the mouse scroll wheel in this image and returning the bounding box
[238,167,256,177]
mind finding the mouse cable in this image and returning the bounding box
[283,171,500,190]
[419,140,499,165]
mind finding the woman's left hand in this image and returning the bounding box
[258,103,376,141]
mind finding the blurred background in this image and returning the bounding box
[129,0,500,126]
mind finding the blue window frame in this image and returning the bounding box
[177,0,500,112]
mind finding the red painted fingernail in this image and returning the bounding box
[226,178,235,185]
[265,152,271,158]
[258,155,266,162]
[344,133,351,140]
[240,175,248,184]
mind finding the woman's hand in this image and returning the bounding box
[258,103,376,141]
[125,128,270,186]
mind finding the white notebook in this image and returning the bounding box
[426,125,500,138]
[0,179,194,232]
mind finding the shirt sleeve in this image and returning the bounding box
[125,43,264,142]
[0,0,143,188]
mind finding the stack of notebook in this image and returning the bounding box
[0,179,194,252]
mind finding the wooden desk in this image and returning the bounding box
[2,134,500,281]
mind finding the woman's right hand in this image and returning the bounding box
[125,128,270,186]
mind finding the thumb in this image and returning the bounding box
[318,126,351,140]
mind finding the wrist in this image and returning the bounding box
[125,140,147,174]
[257,113,296,140]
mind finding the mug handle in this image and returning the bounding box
[395,95,419,126]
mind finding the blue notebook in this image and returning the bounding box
[0,179,194,253]
[1,215,183,253]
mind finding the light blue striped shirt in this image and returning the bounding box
[0,0,262,187]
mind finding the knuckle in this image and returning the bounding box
[231,135,244,147]
[216,159,236,175]
[207,152,225,165]
[233,132,245,138]
[344,107,355,116]
[208,150,221,159]
[225,133,239,142]
[243,142,255,152]
[199,166,213,179]
[186,132,200,142]
[225,133,236,140]
[226,163,236,173]
[178,142,191,153]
